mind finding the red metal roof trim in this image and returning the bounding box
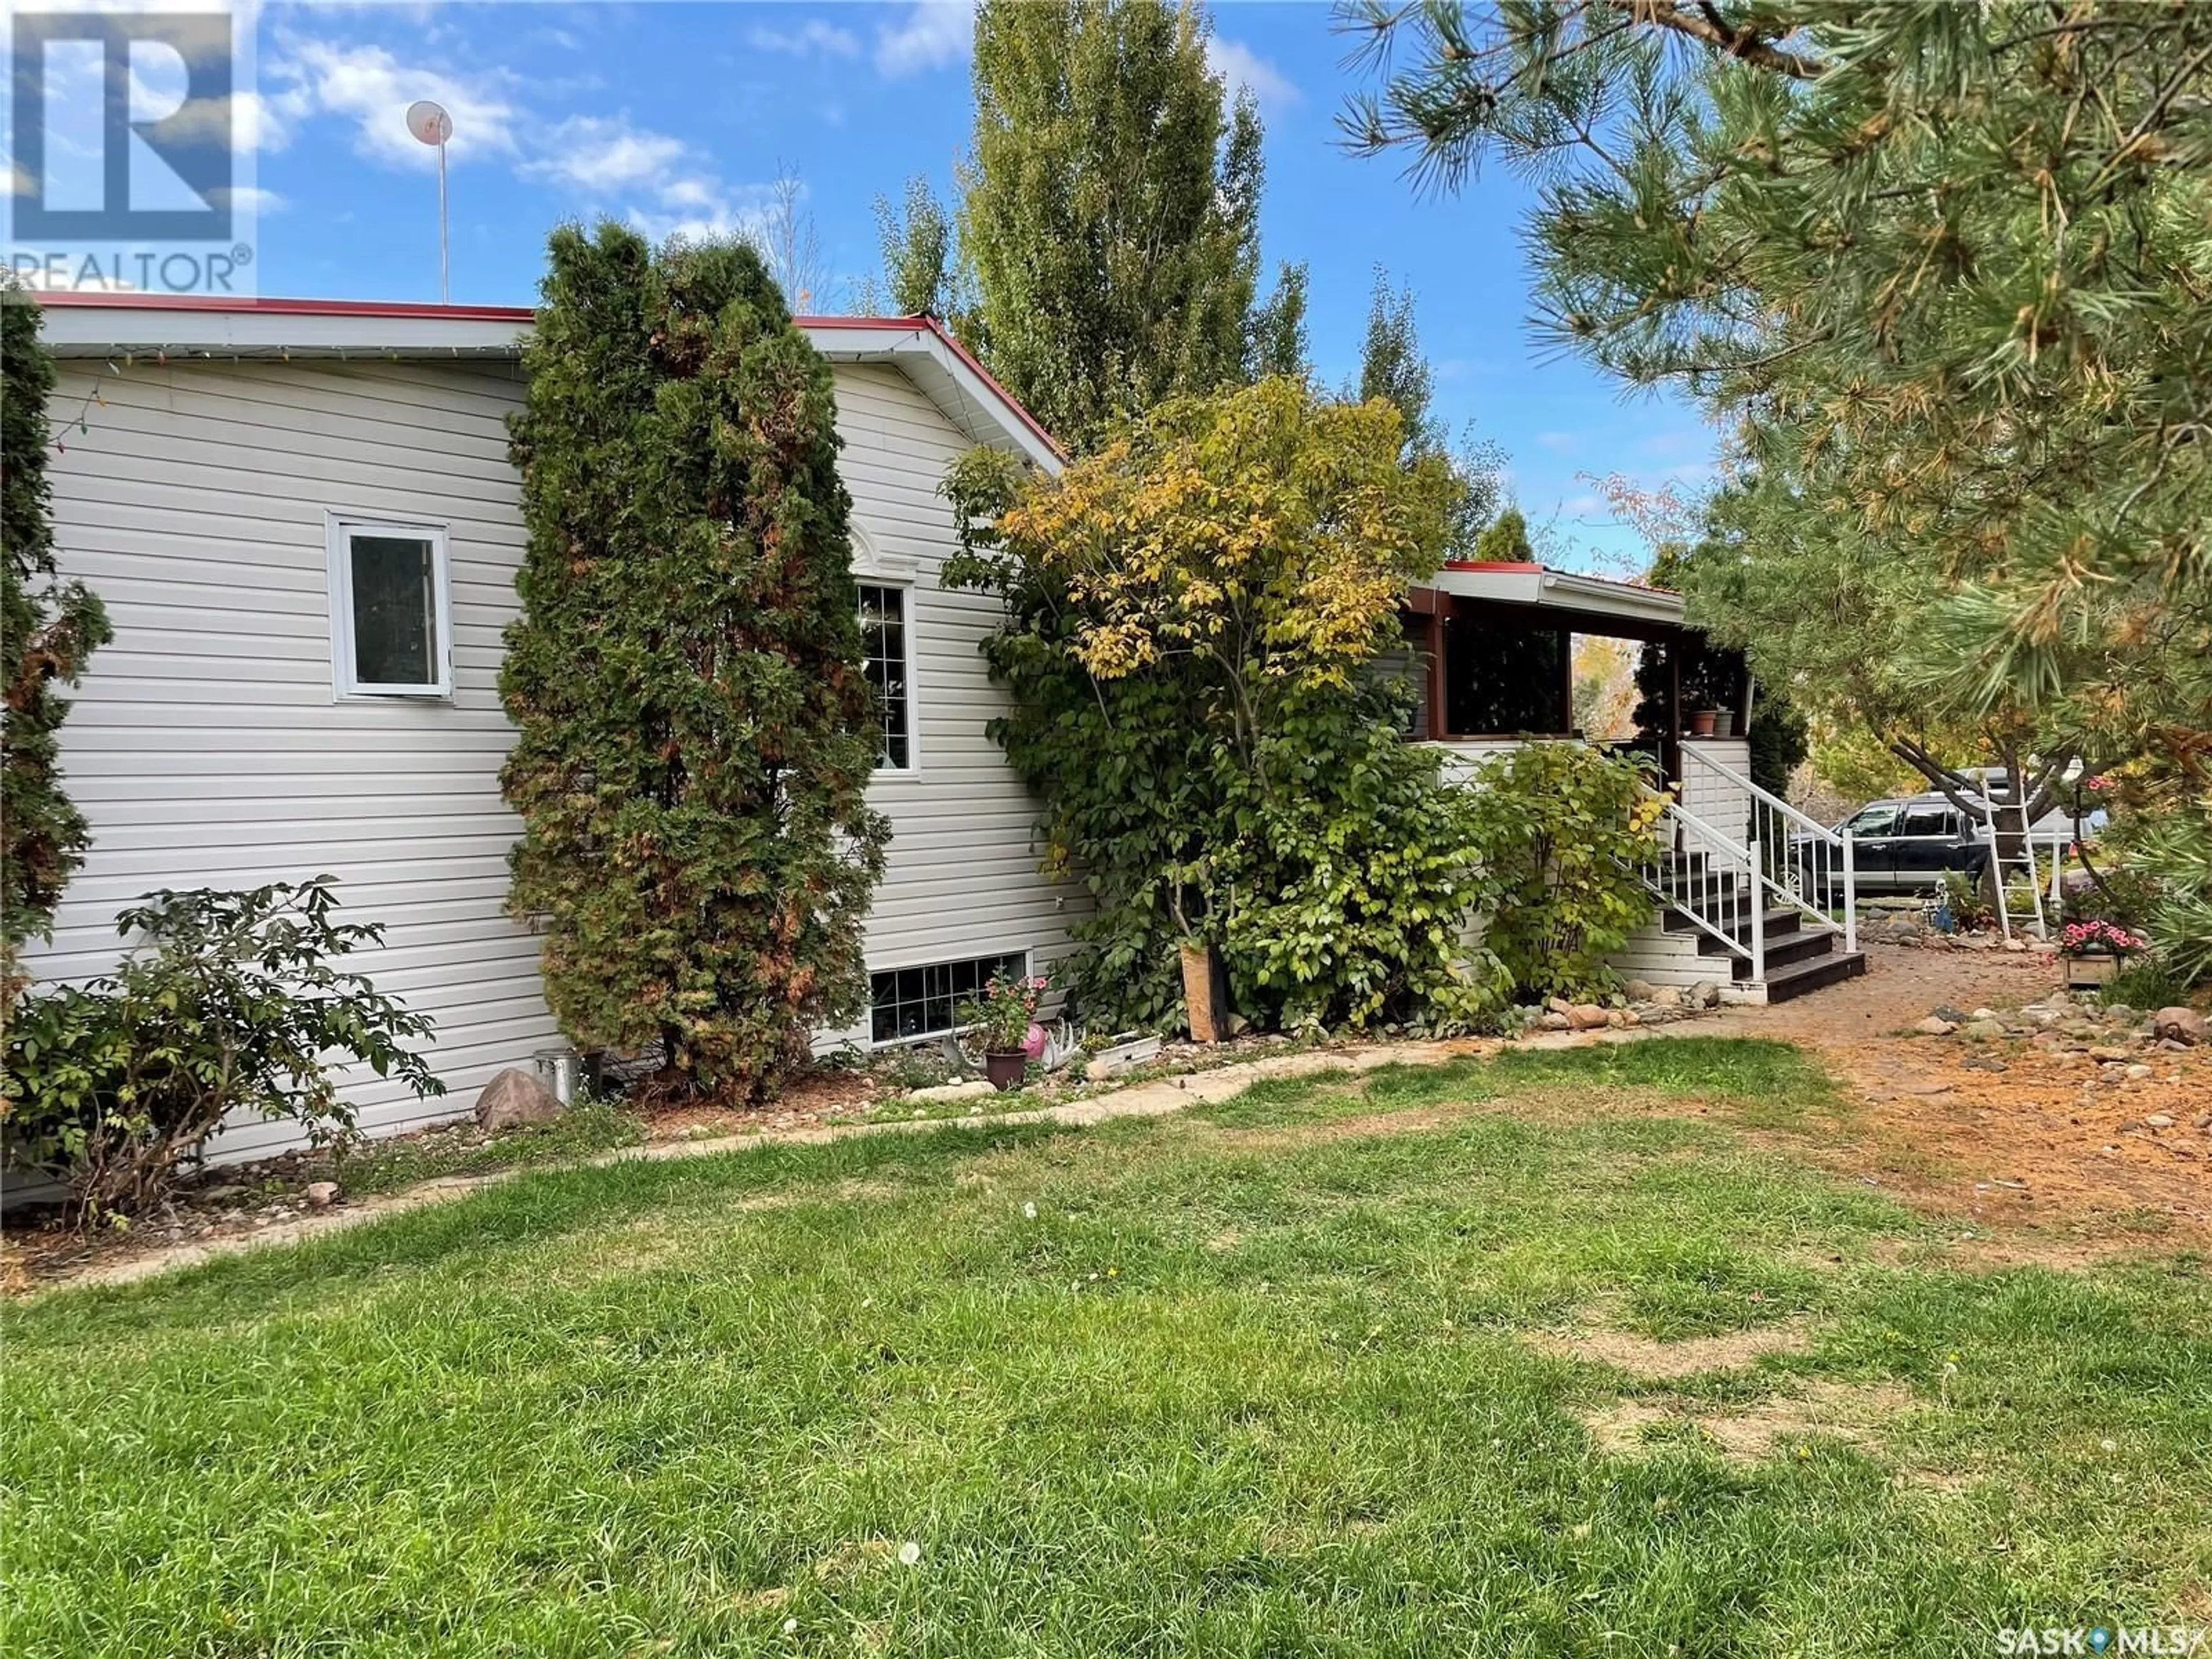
[36,296,1063,460]
[36,291,537,323]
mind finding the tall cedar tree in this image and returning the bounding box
[1,290,109,1002]
[501,226,888,1099]
[960,0,1268,450]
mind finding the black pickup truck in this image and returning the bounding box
[1793,793,2096,901]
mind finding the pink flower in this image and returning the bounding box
[2086,774,2112,792]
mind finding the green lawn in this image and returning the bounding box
[5,1039,2207,1657]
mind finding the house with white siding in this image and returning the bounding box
[25,291,1868,1168]
[31,294,1086,1161]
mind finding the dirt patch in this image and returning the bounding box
[1582,1378,1915,1465]
[1527,1317,1812,1378]
[635,1066,883,1140]
[1699,943,2212,1247]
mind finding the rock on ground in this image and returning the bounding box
[474,1067,565,1133]
[910,1079,997,1103]
[2153,1006,2203,1046]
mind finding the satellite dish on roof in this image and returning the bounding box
[406,100,453,146]
[404,101,453,302]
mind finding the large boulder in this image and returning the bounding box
[474,1067,565,1133]
[2152,1006,2203,1046]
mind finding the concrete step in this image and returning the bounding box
[1664,900,1804,940]
[1760,948,1868,1003]
[1699,925,1839,976]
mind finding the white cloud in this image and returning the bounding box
[207,183,285,215]
[525,116,690,194]
[257,24,790,251]
[1206,36,1298,112]
[875,1,973,78]
[267,35,520,167]
[748,18,860,60]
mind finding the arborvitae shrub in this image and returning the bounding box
[1,287,110,1003]
[501,226,888,1100]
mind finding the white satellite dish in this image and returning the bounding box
[406,99,452,146]
[406,100,453,302]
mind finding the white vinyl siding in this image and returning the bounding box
[31,350,1084,1158]
[32,357,550,1161]
[832,362,1086,994]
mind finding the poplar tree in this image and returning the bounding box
[501,225,889,1099]
[866,177,962,321]
[960,0,1267,449]
[2,289,109,1000]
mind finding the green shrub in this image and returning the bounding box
[2103,958,2186,1012]
[2,283,110,1005]
[1,878,441,1220]
[1463,744,1661,1002]
[501,225,888,1100]
[941,381,1491,1036]
[1939,869,1994,931]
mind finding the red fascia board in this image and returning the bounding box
[37,294,1065,459]
[1440,559,1545,574]
[35,291,537,323]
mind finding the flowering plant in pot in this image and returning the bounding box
[2056,919,2147,988]
[960,972,1049,1090]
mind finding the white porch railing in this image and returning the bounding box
[1638,798,1767,983]
[1677,743,1857,953]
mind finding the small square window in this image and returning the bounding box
[328,517,451,698]
[857,582,912,770]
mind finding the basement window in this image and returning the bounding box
[328,516,452,698]
[869,952,1028,1045]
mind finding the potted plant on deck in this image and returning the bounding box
[961,972,1050,1091]
[2056,919,2148,990]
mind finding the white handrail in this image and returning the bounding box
[1636,800,1764,972]
[1677,743,1856,953]
[1676,744,1832,838]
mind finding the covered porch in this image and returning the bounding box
[1393,559,1752,804]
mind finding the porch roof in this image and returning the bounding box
[1410,560,1685,641]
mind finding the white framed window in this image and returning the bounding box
[858,580,915,771]
[869,952,1028,1046]
[327,515,452,699]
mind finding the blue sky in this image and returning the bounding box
[237,0,1714,567]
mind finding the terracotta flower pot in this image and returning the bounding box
[1690,709,1719,738]
[983,1050,1028,1092]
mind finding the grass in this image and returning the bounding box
[5,1039,2208,1657]
[320,1096,644,1195]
